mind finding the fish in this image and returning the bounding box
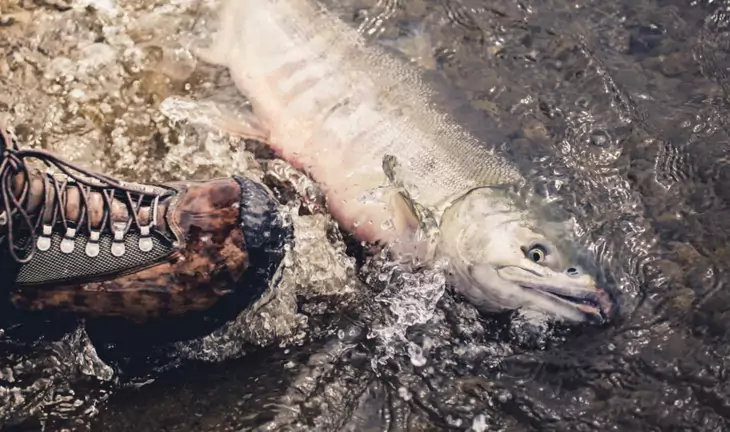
[194,0,615,323]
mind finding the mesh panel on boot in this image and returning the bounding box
[8,228,173,286]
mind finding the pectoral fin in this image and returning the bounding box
[382,153,422,200]
[384,155,441,266]
[382,154,403,186]
[390,191,422,233]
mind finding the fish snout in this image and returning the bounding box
[570,283,617,324]
[591,287,617,322]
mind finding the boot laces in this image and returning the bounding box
[0,127,173,264]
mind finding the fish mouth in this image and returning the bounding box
[520,283,615,323]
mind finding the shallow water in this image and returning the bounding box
[1,0,730,430]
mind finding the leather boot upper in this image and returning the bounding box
[0,126,291,321]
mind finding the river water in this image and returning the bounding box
[1,0,729,430]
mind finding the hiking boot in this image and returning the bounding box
[0,126,291,322]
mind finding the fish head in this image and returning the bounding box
[438,187,615,323]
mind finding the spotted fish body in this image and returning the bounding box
[203,0,523,246]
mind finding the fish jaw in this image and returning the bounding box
[437,187,614,323]
[494,265,614,320]
[441,233,613,323]
[452,265,602,323]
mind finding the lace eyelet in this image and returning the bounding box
[37,224,52,252]
[139,225,153,252]
[85,230,100,257]
[60,227,76,254]
[111,223,126,257]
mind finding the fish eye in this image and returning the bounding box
[526,244,547,263]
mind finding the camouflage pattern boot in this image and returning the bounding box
[0,126,291,322]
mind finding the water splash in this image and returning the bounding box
[0,326,113,428]
[366,254,449,370]
[174,208,359,362]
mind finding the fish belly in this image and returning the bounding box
[202,0,522,248]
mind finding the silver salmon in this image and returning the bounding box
[197,0,614,322]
